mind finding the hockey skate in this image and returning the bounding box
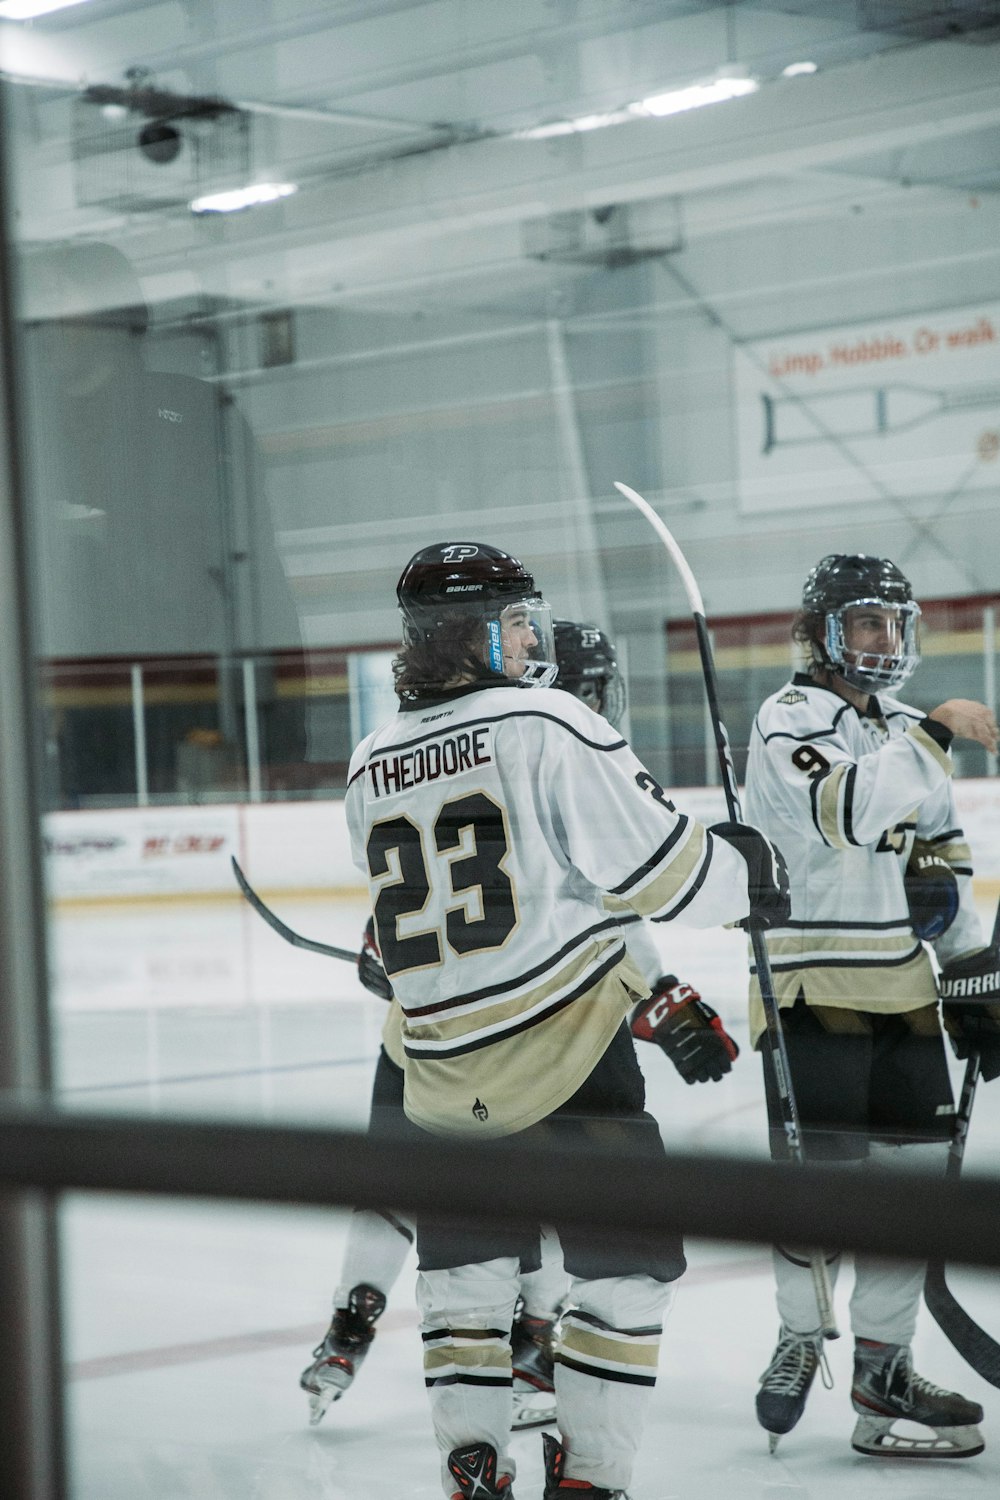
[299,1282,386,1425]
[542,1432,630,1499]
[511,1311,557,1430]
[756,1325,832,1453]
[850,1339,984,1458]
[447,1442,514,1498]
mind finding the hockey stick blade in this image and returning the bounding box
[231,856,356,962]
[615,479,839,1340]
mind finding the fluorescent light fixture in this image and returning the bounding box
[0,0,91,19]
[190,181,297,215]
[782,61,818,77]
[513,72,759,142]
[514,110,631,141]
[632,75,759,118]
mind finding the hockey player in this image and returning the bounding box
[345,543,789,1500]
[300,618,739,1428]
[745,553,1000,1459]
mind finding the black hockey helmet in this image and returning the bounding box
[396,542,557,686]
[553,619,626,728]
[800,553,920,691]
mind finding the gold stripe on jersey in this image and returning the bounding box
[765,931,918,962]
[814,763,856,848]
[616,822,711,922]
[908,722,952,774]
[403,954,647,1137]
[749,945,937,1046]
[402,936,628,1056]
[381,999,406,1069]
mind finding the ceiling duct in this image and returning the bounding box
[522,204,683,269]
[72,77,251,213]
[772,1,1000,42]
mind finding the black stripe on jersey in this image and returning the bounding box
[755,702,851,745]
[424,1374,512,1388]
[842,765,859,845]
[366,710,627,761]
[554,1353,657,1387]
[951,866,974,876]
[403,944,625,1059]
[608,817,690,898]
[755,944,923,974]
[884,707,922,723]
[930,828,964,844]
[402,917,622,1018]
[782,918,912,930]
[650,834,712,922]
[809,767,833,847]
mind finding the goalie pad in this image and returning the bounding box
[631,975,739,1084]
[358,917,394,1001]
[939,943,1000,1082]
[905,839,959,941]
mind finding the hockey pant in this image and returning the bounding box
[419,1258,673,1494]
[774,1139,946,1344]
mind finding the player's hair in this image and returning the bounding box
[791,607,826,676]
[392,617,491,702]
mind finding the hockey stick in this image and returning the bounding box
[614,480,839,1340]
[231,855,357,963]
[923,900,1000,1386]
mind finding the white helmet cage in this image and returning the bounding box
[824,597,921,691]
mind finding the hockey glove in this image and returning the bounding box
[710,821,791,931]
[358,917,394,1002]
[905,839,959,942]
[939,943,1000,1082]
[631,975,739,1085]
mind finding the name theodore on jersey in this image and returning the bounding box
[366,724,494,800]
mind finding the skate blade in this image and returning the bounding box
[851,1414,985,1458]
[306,1387,343,1426]
[511,1395,557,1430]
[768,1432,781,1455]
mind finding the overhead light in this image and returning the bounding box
[631,75,759,118]
[0,0,92,18]
[515,73,760,141]
[190,181,297,215]
[514,110,631,141]
[782,61,818,78]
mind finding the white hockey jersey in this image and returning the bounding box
[347,682,752,1136]
[744,674,982,1044]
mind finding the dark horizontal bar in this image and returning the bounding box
[1,1101,999,1269]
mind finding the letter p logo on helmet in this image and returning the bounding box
[441,544,480,563]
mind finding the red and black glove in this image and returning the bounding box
[630,975,739,1085]
[358,916,394,1001]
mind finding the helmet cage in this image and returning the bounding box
[823,597,921,691]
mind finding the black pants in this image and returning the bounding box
[413,1024,685,1283]
[762,996,954,1163]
